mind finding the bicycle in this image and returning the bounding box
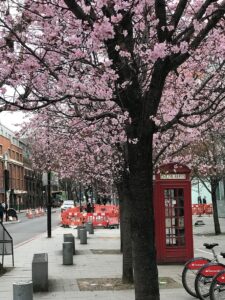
[194,252,225,300]
[182,243,219,297]
[209,268,225,299]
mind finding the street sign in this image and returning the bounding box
[42,171,59,186]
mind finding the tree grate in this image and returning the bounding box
[90,249,121,254]
[77,277,181,291]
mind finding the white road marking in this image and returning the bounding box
[196,248,213,255]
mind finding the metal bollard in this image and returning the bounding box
[80,228,87,244]
[86,222,94,234]
[13,281,33,300]
[64,234,75,255]
[63,242,73,265]
[77,225,84,239]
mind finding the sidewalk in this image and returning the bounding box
[0,215,224,300]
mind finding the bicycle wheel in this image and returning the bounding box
[195,272,212,299]
[195,263,225,300]
[210,270,225,300]
[182,257,210,297]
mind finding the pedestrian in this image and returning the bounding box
[202,196,207,214]
[197,195,202,204]
[87,202,91,213]
[3,202,8,222]
[203,196,207,204]
[197,195,202,216]
[0,203,4,223]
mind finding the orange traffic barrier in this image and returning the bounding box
[26,207,45,219]
[204,204,213,216]
[92,213,109,228]
[61,209,83,227]
[34,208,40,217]
[61,205,120,228]
[192,204,213,215]
[27,209,33,219]
[40,207,45,216]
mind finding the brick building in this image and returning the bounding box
[0,123,43,209]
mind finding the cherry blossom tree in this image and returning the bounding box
[2,1,225,299]
[184,130,225,235]
[20,109,134,282]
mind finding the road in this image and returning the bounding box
[3,209,61,246]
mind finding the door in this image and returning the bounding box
[164,188,185,248]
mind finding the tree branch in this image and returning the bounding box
[190,2,225,50]
[171,0,188,30]
[63,0,94,25]
[195,0,217,21]
[173,0,224,45]
[155,0,167,42]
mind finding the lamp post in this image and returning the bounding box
[3,152,9,221]
[79,182,82,211]
[47,171,51,238]
[42,171,51,238]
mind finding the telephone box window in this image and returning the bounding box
[164,188,185,247]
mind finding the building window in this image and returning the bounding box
[16,152,20,161]
[11,150,15,159]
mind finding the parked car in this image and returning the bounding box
[60,200,75,212]
[52,199,62,208]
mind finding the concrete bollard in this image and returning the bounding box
[32,253,48,292]
[13,281,33,300]
[64,233,75,255]
[63,242,73,265]
[77,226,84,239]
[85,222,94,234]
[80,228,87,244]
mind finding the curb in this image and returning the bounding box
[3,220,21,225]
[14,225,60,248]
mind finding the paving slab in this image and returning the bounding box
[1,214,225,300]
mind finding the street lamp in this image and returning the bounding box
[42,171,51,238]
[3,152,9,221]
[47,171,51,238]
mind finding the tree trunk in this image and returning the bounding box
[128,129,159,300]
[118,188,123,253]
[210,178,221,235]
[67,182,73,199]
[117,179,134,284]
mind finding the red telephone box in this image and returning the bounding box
[154,163,193,264]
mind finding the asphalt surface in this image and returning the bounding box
[3,209,61,246]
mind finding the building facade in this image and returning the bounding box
[0,125,26,208]
[216,179,225,218]
[0,123,44,209]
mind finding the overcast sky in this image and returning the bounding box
[0,111,29,132]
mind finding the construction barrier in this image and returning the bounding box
[92,213,109,228]
[61,205,119,228]
[26,207,45,219]
[192,204,213,216]
[204,204,213,215]
[94,204,119,217]
[26,209,33,219]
